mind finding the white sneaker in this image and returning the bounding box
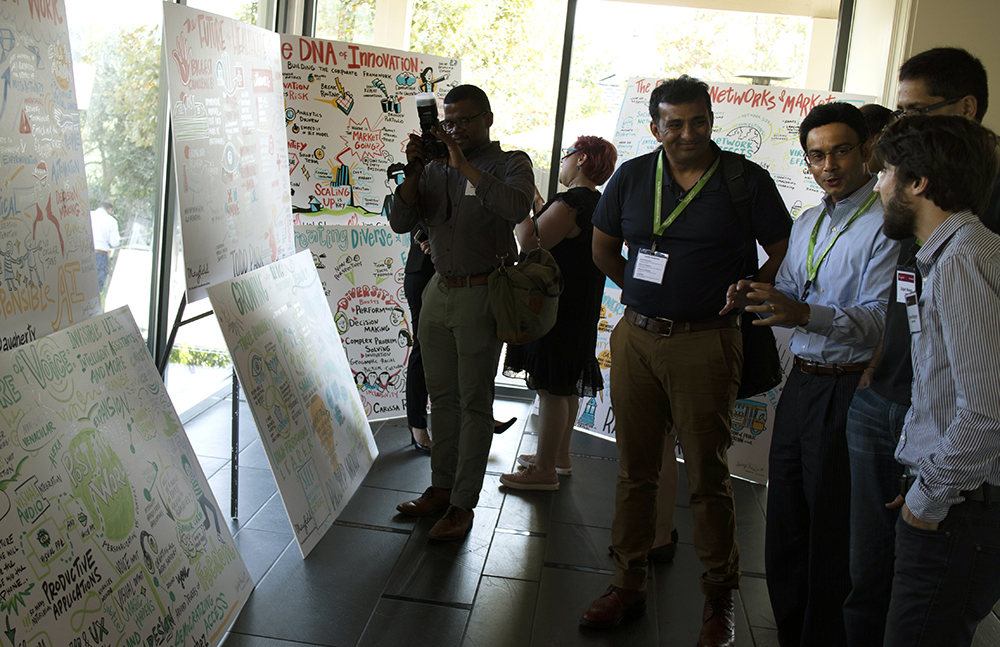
[500,465,559,491]
[516,453,572,475]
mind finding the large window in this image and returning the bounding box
[315,0,377,43]
[66,0,161,334]
[562,0,817,162]
[409,0,568,187]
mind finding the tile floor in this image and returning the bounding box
[184,396,1000,647]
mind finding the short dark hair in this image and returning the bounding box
[649,75,712,122]
[99,200,113,210]
[899,47,989,123]
[443,84,490,114]
[799,102,869,151]
[876,115,1000,214]
[571,135,618,185]
[859,104,894,138]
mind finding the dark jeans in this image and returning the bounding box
[766,367,859,647]
[844,387,908,647]
[96,252,109,292]
[884,499,1000,647]
[404,270,433,429]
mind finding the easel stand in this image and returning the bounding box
[158,294,242,520]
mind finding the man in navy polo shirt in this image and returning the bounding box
[583,75,791,647]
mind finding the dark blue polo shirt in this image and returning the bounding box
[593,143,792,322]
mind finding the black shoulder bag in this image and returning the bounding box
[721,152,784,399]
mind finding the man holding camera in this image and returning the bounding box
[388,84,534,540]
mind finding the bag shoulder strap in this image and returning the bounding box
[720,150,757,276]
[494,150,534,262]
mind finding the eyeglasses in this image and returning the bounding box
[803,142,863,167]
[890,96,963,121]
[560,148,578,160]
[440,111,486,132]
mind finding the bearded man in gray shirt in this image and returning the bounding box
[874,115,1000,647]
[388,84,534,540]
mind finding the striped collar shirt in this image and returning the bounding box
[774,176,898,363]
[897,210,1000,522]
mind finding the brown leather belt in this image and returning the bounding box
[437,272,490,288]
[95,250,109,255]
[624,306,738,337]
[793,357,868,376]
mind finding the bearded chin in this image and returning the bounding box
[882,200,916,240]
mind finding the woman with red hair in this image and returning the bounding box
[501,135,617,490]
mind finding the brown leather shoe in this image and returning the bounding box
[427,505,474,540]
[697,590,736,647]
[579,585,647,629]
[396,486,451,516]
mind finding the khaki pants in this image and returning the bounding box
[418,275,503,510]
[609,317,742,596]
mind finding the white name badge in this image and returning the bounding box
[906,292,921,333]
[634,248,668,284]
[897,269,917,303]
[465,180,477,196]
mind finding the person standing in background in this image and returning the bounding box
[90,200,120,294]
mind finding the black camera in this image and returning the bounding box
[415,93,449,160]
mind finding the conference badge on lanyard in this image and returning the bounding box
[635,151,720,285]
[634,248,669,284]
[802,191,879,300]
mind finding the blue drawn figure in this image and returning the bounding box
[308,195,322,212]
[265,355,286,384]
[380,163,406,219]
[272,401,290,432]
[0,241,23,291]
[579,398,598,427]
[181,454,222,539]
[22,238,43,286]
[418,67,446,93]
[0,28,15,66]
[250,354,266,386]
[396,72,417,88]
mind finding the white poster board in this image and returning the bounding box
[294,225,411,420]
[206,251,378,558]
[0,307,252,647]
[576,78,876,484]
[163,2,295,302]
[0,0,101,344]
[280,35,460,225]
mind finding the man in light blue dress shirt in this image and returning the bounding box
[875,115,1000,647]
[724,102,899,646]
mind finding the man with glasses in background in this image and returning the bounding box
[726,102,898,646]
[842,47,1000,647]
[894,48,998,230]
[388,84,534,540]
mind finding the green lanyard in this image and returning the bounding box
[653,150,720,244]
[801,191,879,299]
